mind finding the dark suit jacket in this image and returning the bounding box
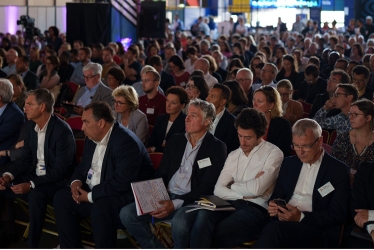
[155,132,227,205]
[71,122,154,203]
[271,153,350,247]
[2,115,75,187]
[23,70,40,91]
[214,110,239,154]
[148,112,186,152]
[215,68,227,83]
[0,102,25,165]
[160,71,176,93]
[267,117,292,157]
[309,92,340,119]
[0,69,6,78]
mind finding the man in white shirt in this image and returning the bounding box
[254,118,350,248]
[0,88,75,248]
[53,101,154,248]
[194,58,218,88]
[3,49,18,76]
[171,108,283,248]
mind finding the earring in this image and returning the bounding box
[269,109,272,112]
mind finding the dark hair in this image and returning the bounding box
[351,99,374,129]
[103,46,115,56]
[59,51,70,65]
[107,67,125,83]
[127,44,139,58]
[92,43,104,51]
[279,54,297,75]
[352,65,370,79]
[189,76,209,100]
[70,49,78,57]
[261,46,272,60]
[146,43,160,56]
[168,55,185,70]
[190,70,205,78]
[233,42,243,55]
[73,40,83,47]
[223,80,248,106]
[46,55,60,70]
[79,47,92,57]
[186,46,197,56]
[329,36,338,44]
[7,73,25,91]
[228,58,244,72]
[235,108,268,138]
[49,26,60,37]
[212,83,231,101]
[17,55,30,64]
[219,41,232,53]
[28,88,55,113]
[337,83,359,102]
[84,101,115,123]
[166,86,190,105]
[330,69,351,83]
[116,42,125,56]
[335,58,349,68]
[304,64,319,78]
[308,56,320,67]
[148,55,162,66]
[352,43,364,57]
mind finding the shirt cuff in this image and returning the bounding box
[30,181,35,189]
[368,210,374,221]
[88,192,93,203]
[367,224,374,235]
[70,179,82,186]
[3,172,14,181]
[299,212,305,222]
[171,199,184,210]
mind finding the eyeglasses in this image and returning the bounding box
[291,137,320,151]
[352,78,367,84]
[261,69,274,74]
[82,74,98,80]
[141,79,156,84]
[235,78,250,82]
[186,84,197,89]
[114,101,127,106]
[332,92,348,98]
[348,112,366,118]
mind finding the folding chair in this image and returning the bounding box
[329,130,337,145]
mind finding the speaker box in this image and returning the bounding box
[139,2,166,38]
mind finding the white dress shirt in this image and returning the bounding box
[288,150,325,220]
[205,73,218,89]
[366,211,374,234]
[210,109,224,135]
[214,140,284,209]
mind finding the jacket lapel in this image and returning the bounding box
[191,132,212,176]
[166,112,184,139]
[43,115,55,166]
[312,153,329,205]
[214,110,228,137]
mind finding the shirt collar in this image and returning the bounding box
[185,131,207,147]
[35,115,52,133]
[86,82,101,92]
[307,149,325,169]
[0,103,8,116]
[240,139,265,157]
[93,124,114,146]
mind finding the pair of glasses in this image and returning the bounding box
[235,78,250,82]
[347,112,366,118]
[261,69,274,74]
[332,92,348,98]
[291,137,320,151]
[114,101,127,106]
[186,84,197,89]
[82,74,98,80]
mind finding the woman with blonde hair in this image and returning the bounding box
[112,85,149,144]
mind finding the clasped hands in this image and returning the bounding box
[71,181,89,204]
[268,200,301,222]
[0,175,31,194]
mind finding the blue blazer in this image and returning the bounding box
[214,109,239,155]
[0,102,25,165]
[270,153,350,247]
[155,132,227,205]
[2,114,75,187]
[148,112,186,152]
[70,122,154,203]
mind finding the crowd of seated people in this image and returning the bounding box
[1,17,374,248]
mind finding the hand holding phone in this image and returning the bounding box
[273,198,288,211]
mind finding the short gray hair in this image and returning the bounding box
[83,62,102,76]
[0,79,14,103]
[292,118,322,139]
[187,99,216,131]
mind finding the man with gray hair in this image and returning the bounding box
[0,79,24,166]
[194,58,218,88]
[236,68,254,107]
[254,118,350,248]
[252,63,278,91]
[3,49,18,76]
[71,62,113,116]
[120,99,227,248]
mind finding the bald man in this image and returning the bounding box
[194,58,218,88]
[3,49,18,76]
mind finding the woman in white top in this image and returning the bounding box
[112,85,149,144]
[184,46,199,74]
[171,108,284,248]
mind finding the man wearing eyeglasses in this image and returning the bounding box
[352,65,374,100]
[314,83,358,135]
[252,63,278,91]
[236,68,254,107]
[254,119,350,248]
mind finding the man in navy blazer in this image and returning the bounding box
[16,55,40,90]
[53,101,154,248]
[120,99,227,248]
[254,118,350,248]
[0,88,75,248]
[206,84,239,154]
[0,79,25,166]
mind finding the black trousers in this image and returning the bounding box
[0,175,63,248]
[53,187,127,248]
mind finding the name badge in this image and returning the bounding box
[318,182,335,197]
[197,158,212,169]
[146,108,155,114]
[180,82,186,87]
[86,169,94,185]
[36,164,46,176]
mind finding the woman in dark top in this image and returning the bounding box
[253,86,292,156]
[223,80,248,117]
[332,99,374,183]
[47,26,63,53]
[147,86,189,153]
[58,51,75,83]
[276,54,302,98]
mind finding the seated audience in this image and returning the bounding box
[7,74,27,110]
[252,63,278,91]
[16,55,40,90]
[235,68,254,107]
[69,47,92,86]
[148,55,176,93]
[171,108,283,248]
[53,102,154,248]
[29,47,43,74]
[193,58,218,88]
[39,55,61,99]
[169,55,190,87]
[112,85,148,144]
[147,86,189,153]
[253,86,292,156]
[106,67,125,90]
[253,119,350,248]
[212,50,228,82]
[119,99,227,248]
[58,51,75,83]
[122,44,142,86]
[352,65,374,100]
[186,76,209,101]
[298,64,327,104]
[202,55,222,83]
[101,46,120,83]
[3,49,18,76]
[276,54,302,97]
[223,80,248,117]
[314,83,359,135]
[277,79,304,126]
[184,46,199,74]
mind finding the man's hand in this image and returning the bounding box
[76,186,89,203]
[255,171,264,178]
[0,175,11,190]
[323,99,335,110]
[15,140,24,149]
[354,209,369,228]
[73,106,84,116]
[71,181,82,203]
[278,204,301,222]
[150,200,175,219]
[0,151,6,157]
[10,182,31,194]
[268,200,278,217]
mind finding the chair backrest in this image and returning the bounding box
[148,125,154,137]
[322,143,332,154]
[66,81,81,102]
[149,153,163,170]
[75,139,85,163]
[329,130,337,145]
[67,116,83,131]
[322,130,330,144]
[300,101,312,113]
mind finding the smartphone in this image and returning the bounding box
[273,198,288,210]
